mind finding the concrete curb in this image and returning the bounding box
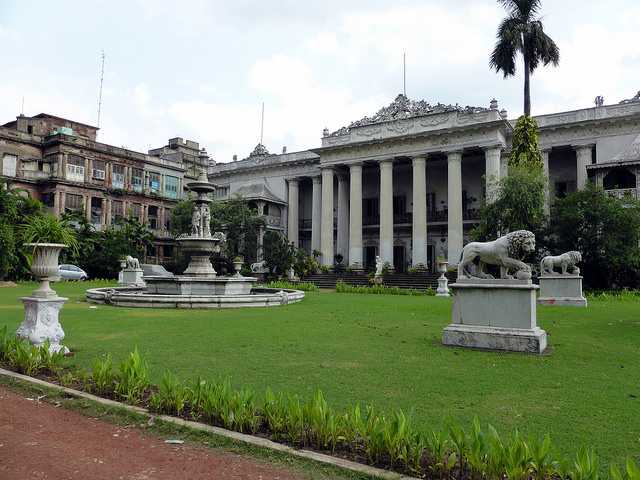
[0,368,418,480]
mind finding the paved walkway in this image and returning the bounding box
[0,386,307,480]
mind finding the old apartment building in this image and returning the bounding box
[0,113,211,264]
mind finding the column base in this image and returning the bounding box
[17,296,70,354]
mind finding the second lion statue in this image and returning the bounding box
[457,230,536,280]
[540,251,582,275]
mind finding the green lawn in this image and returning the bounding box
[1,281,639,468]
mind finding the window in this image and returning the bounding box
[92,160,106,181]
[164,175,179,199]
[66,155,85,182]
[111,200,124,224]
[27,125,33,134]
[132,168,143,192]
[427,193,436,214]
[112,164,125,189]
[393,196,406,215]
[2,154,17,176]
[148,205,158,229]
[65,193,84,212]
[130,203,142,222]
[363,198,379,217]
[148,172,161,193]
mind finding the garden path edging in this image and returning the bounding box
[0,368,418,480]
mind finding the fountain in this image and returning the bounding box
[86,170,304,308]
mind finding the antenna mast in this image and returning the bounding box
[260,102,265,144]
[403,52,406,96]
[21,96,24,116]
[96,50,106,131]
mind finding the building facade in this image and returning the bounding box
[0,113,210,264]
[209,91,640,273]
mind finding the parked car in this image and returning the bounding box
[58,264,88,281]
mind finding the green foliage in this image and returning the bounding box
[114,347,150,403]
[0,330,65,376]
[547,184,640,288]
[149,370,189,416]
[263,230,294,276]
[264,280,319,292]
[510,115,544,170]
[91,354,117,396]
[20,214,79,255]
[63,213,154,279]
[292,247,320,278]
[473,165,546,242]
[169,198,195,236]
[336,280,432,296]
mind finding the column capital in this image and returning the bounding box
[336,172,349,182]
[482,144,504,153]
[446,150,463,161]
[311,174,322,184]
[348,162,363,171]
[540,146,552,154]
[572,143,596,152]
[320,165,335,171]
[286,177,300,185]
[378,157,395,165]
[411,155,427,164]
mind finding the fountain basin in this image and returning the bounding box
[86,286,304,309]
[144,275,258,296]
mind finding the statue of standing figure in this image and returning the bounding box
[191,208,202,237]
[201,205,211,238]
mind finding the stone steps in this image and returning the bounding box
[303,272,442,289]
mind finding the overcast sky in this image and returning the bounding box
[1,0,638,163]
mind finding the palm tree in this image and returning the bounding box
[490,0,560,116]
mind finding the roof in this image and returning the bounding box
[30,113,99,130]
[232,183,286,205]
[325,93,494,137]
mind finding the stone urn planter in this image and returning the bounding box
[17,243,70,354]
[25,243,66,298]
[436,259,450,297]
[233,258,244,278]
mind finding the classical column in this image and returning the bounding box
[542,148,551,214]
[484,146,502,203]
[348,163,363,269]
[337,173,349,263]
[379,159,394,268]
[447,151,463,265]
[411,156,428,268]
[311,175,322,253]
[85,195,91,222]
[287,178,299,247]
[320,167,334,267]
[575,145,593,190]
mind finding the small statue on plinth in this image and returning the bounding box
[436,259,450,297]
[191,208,202,237]
[540,251,582,276]
[373,255,384,284]
[120,255,145,287]
[201,205,211,238]
[538,251,586,307]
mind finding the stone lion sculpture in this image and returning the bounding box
[251,260,268,274]
[458,230,536,280]
[125,255,141,270]
[540,251,582,276]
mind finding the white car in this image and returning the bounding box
[58,264,88,281]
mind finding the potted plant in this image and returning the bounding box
[232,256,244,278]
[21,214,78,298]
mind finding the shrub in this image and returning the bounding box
[91,354,117,396]
[149,370,189,416]
[336,280,429,296]
[264,280,318,292]
[114,348,150,403]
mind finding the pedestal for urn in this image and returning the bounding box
[17,243,70,354]
[442,279,547,354]
[435,260,450,297]
[538,275,587,307]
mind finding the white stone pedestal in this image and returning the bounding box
[436,276,450,297]
[120,268,145,287]
[16,296,69,354]
[538,275,587,307]
[442,279,547,354]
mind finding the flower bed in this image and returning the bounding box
[0,326,637,480]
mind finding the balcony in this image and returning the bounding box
[606,188,638,200]
[264,215,282,227]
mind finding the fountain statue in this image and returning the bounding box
[85,169,304,308]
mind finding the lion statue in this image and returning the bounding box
[458,230,536,280]
[540,251,582,276]
[124,255,141,270]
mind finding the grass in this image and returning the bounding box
[1,281,639,469]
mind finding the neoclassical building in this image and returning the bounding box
[212,91,640,272]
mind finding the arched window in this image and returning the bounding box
[603,168,636,190]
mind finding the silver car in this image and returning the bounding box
[58,264,88,281]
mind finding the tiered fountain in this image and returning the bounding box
[86,170,304,308]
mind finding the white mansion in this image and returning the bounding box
[209,92,640,272]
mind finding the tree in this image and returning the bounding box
[263,230,294,277]
[546,184,640,289]
[473,165,546,242]
[490,0,560,116]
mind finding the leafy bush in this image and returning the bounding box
[21,214,78,255]
[336,280,432,296]
[114,348,150,403]
[264,280,319,292]
[510,116,543,170]
[0,330,64,376]
[91,354,117,396]
[149,370,189,416]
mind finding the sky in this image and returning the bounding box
[0,0,639,163]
